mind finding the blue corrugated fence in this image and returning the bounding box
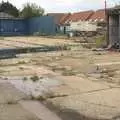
[0,16,56,36]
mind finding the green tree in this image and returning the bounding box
[20,3,44,18]
[0,1,19,17]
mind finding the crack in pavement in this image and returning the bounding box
[79,99,117,108]
[68,86,120,96]
[49,87,115,99]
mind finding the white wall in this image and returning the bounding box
[69,21,98,32]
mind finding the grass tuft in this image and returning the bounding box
[30,75,39,82]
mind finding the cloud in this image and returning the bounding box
[0,0,117,13]
[54,0,82,5]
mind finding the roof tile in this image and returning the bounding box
[89,9,105,21]
[67,11,94,22]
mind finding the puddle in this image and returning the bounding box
[7,76,63,98]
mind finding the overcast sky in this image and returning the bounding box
[1,0,120,13]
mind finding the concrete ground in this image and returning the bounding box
[46,76,120,120]
[0,82,39,120]
[0,36,120,120]
[0,81,63,120]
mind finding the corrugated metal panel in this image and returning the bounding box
[0,16,56,36]
[28,16,56,35]
[108,15,119,46]
[0,19,28,35]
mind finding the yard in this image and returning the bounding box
[0,36,120,120]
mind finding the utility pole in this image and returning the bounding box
[104,0,109,46]
[105,0,107,20]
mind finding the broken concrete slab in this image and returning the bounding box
[51,76,110,96]
[0,83,28,104]
[20,100,62,120]
[72,88,120,108]
[47,88,120,120]
[47,97,119,120]
[0,104,40,120]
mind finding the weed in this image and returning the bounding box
[30,95,46,101]
[30,75,39,82]
[62,70,76,76]
[4,77,8,80]
[0,37,4,40]
[51,66,66,72]
[108,72,115,77]
[82,44,92,49]
[17,61,26,64]
[95,35,106,48]
[7,99,17,105]
[0,70,6,73]
[35,96,46,101]
[23,77,28,81]
[19,67,24,70]
[39,76,44,79]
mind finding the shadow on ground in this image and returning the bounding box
[45,102,101,120]
[57,109,100,120]
[0,45,68,59]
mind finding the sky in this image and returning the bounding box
[1,0,120,13]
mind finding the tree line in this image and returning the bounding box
[0,1,45,18]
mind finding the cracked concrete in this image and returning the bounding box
[0,37,120,120]
[50,76,110,96]
[0,83,40,120]
[0,82,62,120]
[0,83,28,104]
[46,76,120,120]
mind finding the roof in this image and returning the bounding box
[47,9,106,25]
[59,13,71,25]
[67,11,94,22]
[89,9,105,22]
[0,12,14,19]
[47,13,66,25]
